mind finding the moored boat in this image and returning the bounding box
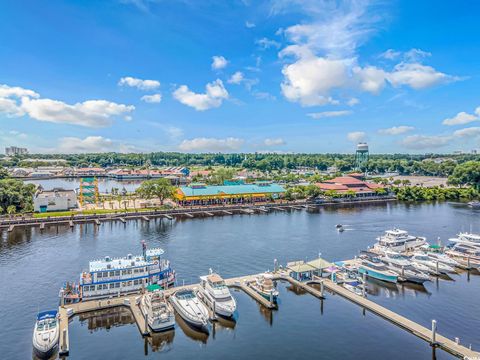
[197,272,237,318]
[32,310,59,358]
[373,228,426,254]
[249,273,279,303]
[169,289,209,332]
[140,289,175,332]
[445,243,480,270]
[357,256,398,283]
[410,253,456,275]
[449,232,480,246]
[379,251,430,284]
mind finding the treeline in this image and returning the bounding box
[2,152,480,177]
[392,186,478,201]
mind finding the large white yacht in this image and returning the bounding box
[445,243,480,269]
[32,310,59,357]
[197,272,237,318]
[380,251,430,284]
[373,229,427,254]
[410,253,456,275]
[169,289,209,331]
[140,290,175,332]
[449,232,480,246]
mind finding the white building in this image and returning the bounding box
[34,188,78,212]
[5,146,28,156]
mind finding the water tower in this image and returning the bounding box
[354,142,369,170]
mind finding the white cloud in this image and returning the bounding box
[387,62,455,89]
[379,49,401,60]
[404,48,431,62]
[118,76,160,90]
[252,91,276,101]
[0,84,39,98]
[263,138,286,146]
[141,93,162,103]
[178,137,244,152]
[353,65,387,94]
[173,79,228,111]
[379,126,415,135]
[453,127,480,138]
[245,21,256,28]
[401,134,451,150]
[256,37,281,49]
[347,97,360,106]
[347,131,366,142]
[211,56,228,70]
[228,71,244,84]
[57,136,114,153]
[443,111,478,126]
[307,110,352,119]
[165,126,184,139]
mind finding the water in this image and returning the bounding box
[1,202,479,359]
[23,178,143,193]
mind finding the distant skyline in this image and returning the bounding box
[1,0,480,154]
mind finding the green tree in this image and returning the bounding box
[0,167,9,180]
[7,205,16,215]
[136,178,176,205]
[448,161,480,189]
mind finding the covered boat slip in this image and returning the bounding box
[286,257,333,281]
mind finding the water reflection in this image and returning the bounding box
[78,307,135,332]
[144,330,175,355]
[175,314,209,344]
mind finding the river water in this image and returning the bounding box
[1,201,479,359]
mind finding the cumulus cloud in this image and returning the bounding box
[245,21,256,28]
[263,138,286,146]
[307,110,352,119]
[57,136,114,153]
[347,97,360,106]
[256,37,281,49]
[0,84,135,127]
[387,62,455,89]
[401,134,451,150]
[178,137,244,152]
[347,131,366,142]
[443,111,478,126]
[173,79,228,111]
[228,71,244,84]
[211,56,228,70]
[379,126,415,135]
[379,49,401,60]
[118,76,160,90]
[353,65,387,94]
[141,93,162,103]
[453,127,480,138]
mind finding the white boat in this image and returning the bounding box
[373,229,427,254]
[468,201,480,208]
[32,310,59,357]
[357,256,398,283]
[249,273,279,303]
[410,253,456,275]
[445,243,480,269]
[343,279,364,296]
[449,232,480,246]
[169,289,209,331]
[419,245,461,268]
[140,290,175,332]
[380,251,430,284]
[198,272,237,318]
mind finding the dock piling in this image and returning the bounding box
[144,313,148,335]
[362,272,366,297]
[320,281,324,298]
[455,337,460,345]
[431,320,437,345]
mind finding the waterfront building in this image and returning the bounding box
[315,175,385,198]
[286,261,316,282]
[74,167,107,177]
[5,146,28,156]
[34,188,77,212]
[175,181,286,206]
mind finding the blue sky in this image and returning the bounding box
[0,0,479,154]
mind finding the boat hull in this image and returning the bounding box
[358,267,397,283]
[169,296,209,332]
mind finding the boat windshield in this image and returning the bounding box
[211,281,226,289]
[414,255,429,260]
[176,291,195,300]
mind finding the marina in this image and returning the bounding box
[2,201,480,359]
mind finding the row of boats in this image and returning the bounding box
[336,229,480,293]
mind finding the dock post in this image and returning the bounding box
[467,256,471,269]
[144,313,148,335]
[455,337,460,345]
[274,259,277,273]
[431,320,437,345]
[62,328,67,352]
[362,272,366,297]
[436,261,439,275]
[269,291,273,306]
[320,281,324,298]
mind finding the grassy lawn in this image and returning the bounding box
[32,207,170,218]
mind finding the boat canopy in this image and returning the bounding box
[146,284,162,292]
[307,257,333,269]
[37,310,58,321]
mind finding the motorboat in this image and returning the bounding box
[197,272,237,318]
[249,273,279,303]
[445,243,480,270]
[468,201,480,208]
[410,253,456,275]
[449,232,480,246]
[357,256,398,283]
[419,245,461,268]
[373,229,427,254]
[380,251,430,284]
[169,289,209,331]
[32,310,59,357]
[140,290,175,332]
[342,279,365,296]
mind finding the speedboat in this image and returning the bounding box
[140,290,175,332]
[445,243,480,270]
[197,272,236,318]
[410,253,456,275]
[169,289,209,331]
[357,256,398,283]
[373,228,427,254]
[380,251,430,284]
[249,273,279,303]
[32,310,59,357]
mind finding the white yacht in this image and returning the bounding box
[249,273,279,303]
[169,289,209,331]
[357,256,398,283]
[419,245,461,268]
[197,272,237,318]
[32,310,59,357]
[380,251,430,284]
[373,229,427,254]
[410,253,456,275]
[445,243,480,269]
[449,232,480,246]
[140,290,175,332]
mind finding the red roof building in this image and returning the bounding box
[316,176,385,197]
